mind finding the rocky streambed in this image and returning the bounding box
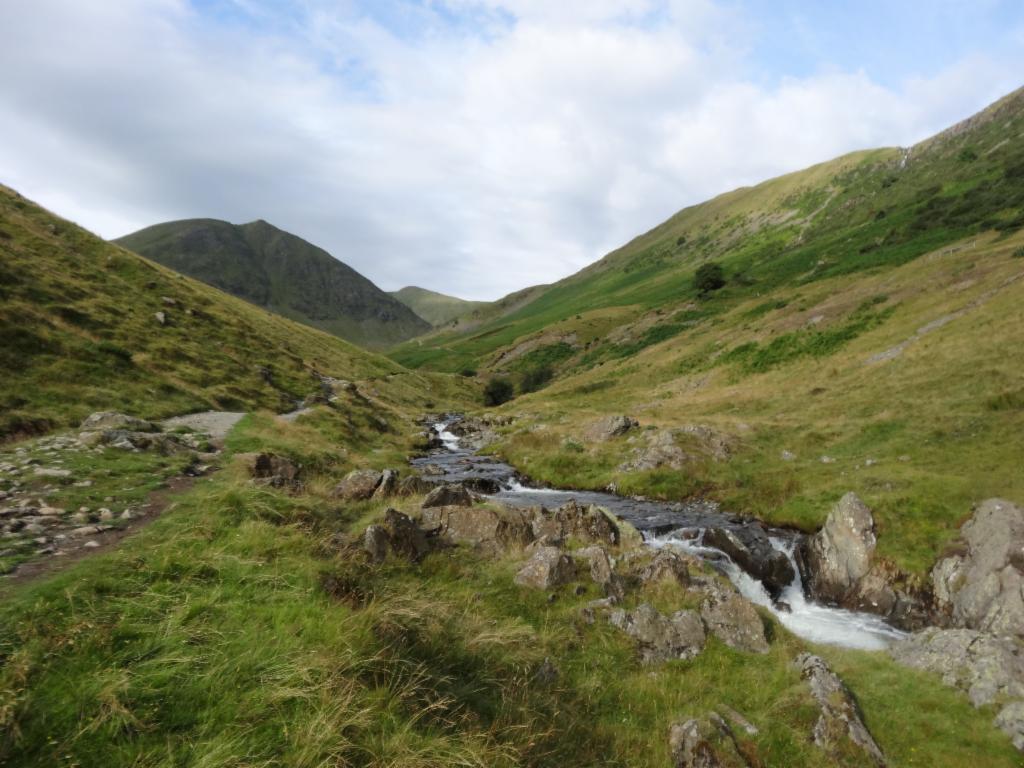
[413,415,906,651]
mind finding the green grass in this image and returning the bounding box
[2,409,1018,766]
[0,185,475,440]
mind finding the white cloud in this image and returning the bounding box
[0,0,1021,300]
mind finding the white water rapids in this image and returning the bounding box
[431,421,905,651]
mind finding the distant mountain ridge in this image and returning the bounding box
[389,286,488,326]
[115,219,430,349]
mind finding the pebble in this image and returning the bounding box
[83,541,101,549]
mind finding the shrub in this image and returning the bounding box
[694,262,726,295]
[519,365,553,394]
[483,377,514,406]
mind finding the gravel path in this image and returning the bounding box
[162,411,246,440]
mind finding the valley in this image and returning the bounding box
[2,86,1024,767]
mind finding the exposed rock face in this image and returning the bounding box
[931,498,1024,638]
[890,627,1024,751]
[637,549,693,588]
[889,628,1024,708]
[79,412,158,433]
[361,510,431,563]
[577,545,614,586]
[618,429,689,472]
[421,505,534,551]
[801,493,876,604]
[668,715,745,768]
[531,501,620,546]
[699,583,770,654]
[795,653,886,766]
[332,469,383,501]
[608,603,706,664]
[702,526,794,600]
[372,469,399,499]
[514,546,576,589]
[422,483,474,508]
[247,453,301,488]
[364,525,390,563]
[584,415,638,441]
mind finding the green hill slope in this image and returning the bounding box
[389,86,1024,375]
[0,186,469,440]
[389,285,487,326]
[116,218,431,349]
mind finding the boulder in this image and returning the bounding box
[332,470,383,501]
[931,498,1024,638]
[382,509,430,562]
[396,475,436,496]
[889,628,1024,708]
[799,493,876,604]
[608,603,706,664]
[577,545,614,586]
[794,653,885,766]
[364,525,389,563]
[532,501,620,547]
[637,549,692,588]
[93,430,191,454]
[514,546,576,590]
[699,586,770,654]
[79,412,158,434]
[248,453,301,488]
[372,469,400,499]
[420,505,534,551]
[422,483,474,508]
[996,702,1024,751]
[584,415,638,441]
[668,715,745,768]
[702,526,794,600]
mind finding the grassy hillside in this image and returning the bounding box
[0,185,471,440]
[390,285,488,326]
[390,86,1024,374]
[116,218,431,349]
[389,86,1024,576]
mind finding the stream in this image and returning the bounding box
[413,418,905,651]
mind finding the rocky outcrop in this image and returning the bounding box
[637,549,693,588]
[331,469,383,501]
[890,627,1024,751]
[608,603,706,664]
[362,509,431,563]
[795,653,886,766]
[514,546,576,589]
[618,429,689,472]
[668,714,747,768]
[422,483,474,508]
[531,501,621,546]
[699,582,770,654]
[584,415,638,441]
[800,493,876,603]
[931,498,1024,638]
[243,453,301,488]
[420,505,534,551]
[79,411,158,434]
[372,469,399,499]
[702,526,794,600]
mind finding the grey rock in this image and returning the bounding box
[531,501,620,547]
[154,311,167,325]
[668,716,739,768]
[609,603,706,664]
[514,546,576,590]
[996,701,1024,751]
[889,628,1024,707]
[931,498,1024,638]
[795,653,885,766]
[364,524,389,564]
[372,469,400,499]
[618,429,690,472]
[79,412,158,433]
[247,453,301,488]
[420,505,534,551]
[584,415,639,441]
[800,493,876,604]
[381,509,430,562]
[577,545,614,585]
[703,526,794,600]
[422,483,474,508]
[33,467,72,478]
[637,549,692,588]
[700,587,770,654]
[331,470,383,501]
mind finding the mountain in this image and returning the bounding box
[0,185,466,440]
[115,219,431,349]
[389,286,487,326]
[389,85,1024,578]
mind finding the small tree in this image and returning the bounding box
[483,377,514,406]
[519,365,553,394]
[694,262,725,295]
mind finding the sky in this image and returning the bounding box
[2,1,1023,300]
